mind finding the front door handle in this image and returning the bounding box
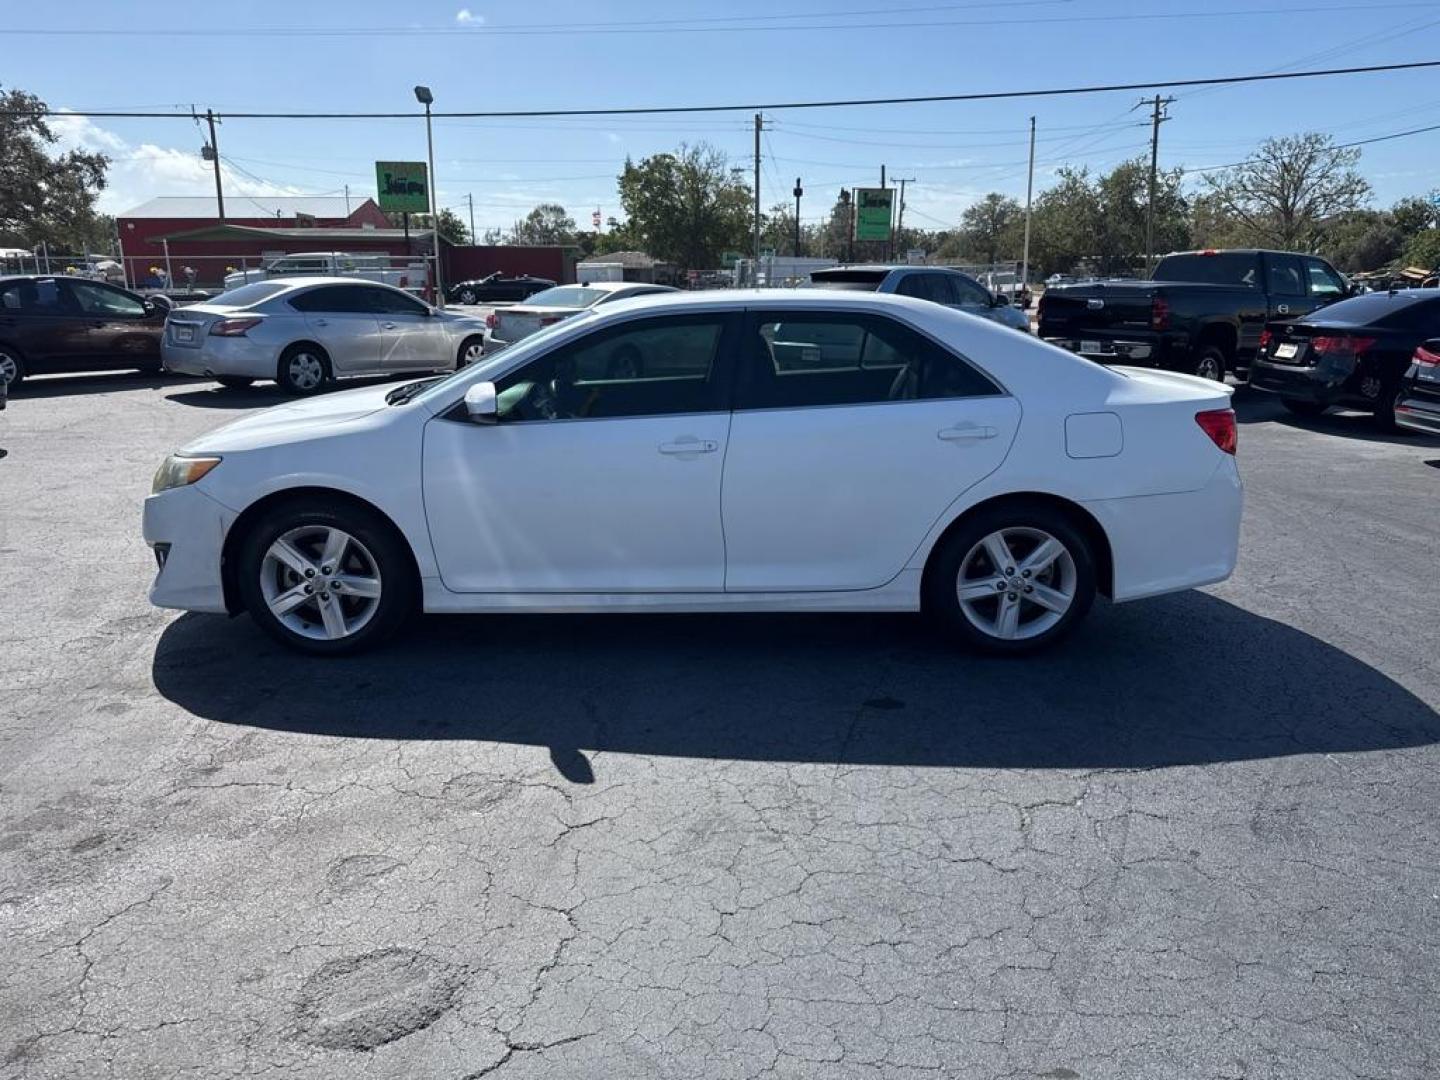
[382,322,398,329]
[938,425,997,441]
[313,318,329,326]
[658,439,719,455]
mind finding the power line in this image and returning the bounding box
[8,60,1439,121]
[1187,121,1440,174]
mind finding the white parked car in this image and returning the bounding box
[144,291,1242,656]
[221,252,427,292]
[481,281,678,356]
[162,279,488,393]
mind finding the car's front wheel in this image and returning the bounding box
[457,335,485,368]
[926,503,1096,655]
[236,499,416,656]
[458,288,477,304]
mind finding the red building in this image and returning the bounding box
[117,195,392,287]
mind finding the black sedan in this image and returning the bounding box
[447,273,556,305]
[1249,288,1440,431]
[0,275,169,388]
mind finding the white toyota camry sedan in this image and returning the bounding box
[143,290,1242,656]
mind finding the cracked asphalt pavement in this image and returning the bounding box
[2,372,1438,1079]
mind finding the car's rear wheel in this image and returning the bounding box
[1191,345,1227,383]
[457,335,485,368]
[277,344,330,395]
[1363,374,1403,433]
[926,503,1096,655]
[236,499,415,656]
[1281,397,1328,418]
[216,376,254,389]
[458,288,477,304]
[0,346,26,388]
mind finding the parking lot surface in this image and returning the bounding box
[2,373,1438,1079]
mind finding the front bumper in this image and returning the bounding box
[1082,456,1242,603]
[142,484,234,613]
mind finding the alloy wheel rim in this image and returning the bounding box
[0,354,16,384]
[1197,356,1222,381]
[464,343,484,364]
[460,290,476,303]
[956,527,1077,641]
[289,353,324,390]
[260,525,382,641]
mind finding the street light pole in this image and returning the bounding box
[415,85,445,307]
[792,177,803,257]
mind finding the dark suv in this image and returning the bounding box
[0,275,168,388]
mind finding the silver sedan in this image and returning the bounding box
[161,278,489,394]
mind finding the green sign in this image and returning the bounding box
[375,161,430,214]
[853,187,894,242]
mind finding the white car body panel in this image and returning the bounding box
[144,290,1241,624]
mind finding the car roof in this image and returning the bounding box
[243,276,407,291]
[586,287,964,317]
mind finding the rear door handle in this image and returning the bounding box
[313,318,329,326]
[938,425,997,441]
[658,439,719,455]
[382,322,397,329]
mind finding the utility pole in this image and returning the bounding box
[753,113,764,275]
[466,193,476,245]
[1021,116,1036,292]
[343,183,351,217]
[202,108,225,220]
[792,177,803,257]
[895,177,915,261]
[1137,95,1175,274]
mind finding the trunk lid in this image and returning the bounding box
[1039,281,1161,332]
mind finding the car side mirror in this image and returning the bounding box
[145,295,173,316]
[463,381,498,423]
[991,293,1010,307]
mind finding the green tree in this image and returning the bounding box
[1316,209,1402,273]
[390,208,469,245]
[957,193,1023,266]
[1200,133,1370,250]
[1028,167,1102,277]
[1390,195,1439,239]
[1094,159,1189,273]
[0,86,110,248]
[816,189,854,260]
[616,143,753,269]
[509,203,578,246]
[1404,228,1440,272]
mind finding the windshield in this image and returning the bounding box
[208,282,291,308]
[523,285,608,308]
[408,308,600,407]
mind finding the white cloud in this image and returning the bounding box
[605,132,623,146]
[48,110,304,214]
[455,8,483,24]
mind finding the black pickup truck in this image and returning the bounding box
[1037,249,1355,381]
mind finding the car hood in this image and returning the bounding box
[181,382,401,454]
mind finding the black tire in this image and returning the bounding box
[456,335,486,368]
[1190,345,1227,383]
[0,345,26,389]
[216,376,255,389]
[925,501,1097,656]
[458,288,478,305]
[276,344,331,396]
[1370,376,1404,433]
[1281,397,1328,419]
[235,498,416,656]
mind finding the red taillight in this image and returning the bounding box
[209,317,261,337]
[1311,334,1376,357]
[1195,408,1237,455]
[485,312,498,329]
[1413,343,1440,368]
[1258,329,1272,351]
[538,314,564,327]
[1151,296,1170,331]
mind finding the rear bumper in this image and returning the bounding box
[162,337,278,379]
[142,484,232,613]
[1395,395,1440,436]
[1248,356,1355,403]
[1081,456,1242,603]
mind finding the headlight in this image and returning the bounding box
[152,454,222,494]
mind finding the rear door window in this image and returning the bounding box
[1265,254,1306,297]
[289,284,377,314]
[1153,253,1260,287]
[739,311,1001,410]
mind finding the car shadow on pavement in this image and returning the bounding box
[1231,385,1440,447]
[8,371,188,399]
[152,591,1439,773]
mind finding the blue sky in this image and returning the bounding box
[9,0,1439,235]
